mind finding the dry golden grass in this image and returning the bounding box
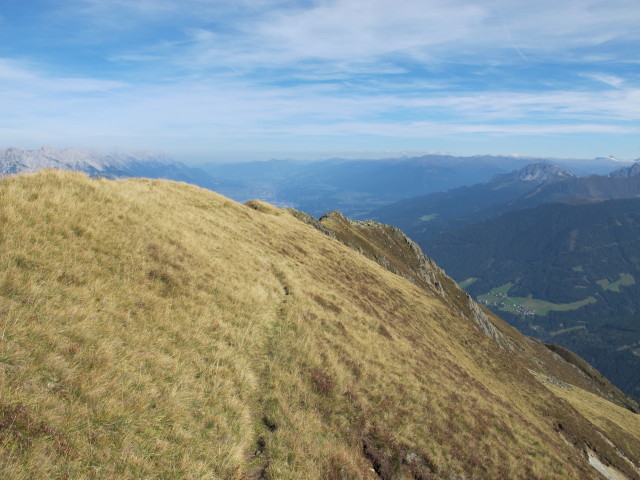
[0,170,636,479]
[543,380,640,465]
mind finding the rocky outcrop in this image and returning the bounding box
[465,294,514,350]
[284,208,336,238]
[609,161,640,178]
[311,211,515,350]
[487,161,576,187]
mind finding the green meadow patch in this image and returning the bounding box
[479,282,597,316]
[458,277,477,289]
[512,296,597,315]
[549,325,587,336]
[491,282,514,295]
[597,273,635,292]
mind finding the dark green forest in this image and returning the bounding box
[424,198,640,399]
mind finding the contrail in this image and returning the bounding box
[496,10,529,63]
[503,24,529,62]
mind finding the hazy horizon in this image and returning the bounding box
[2,144,638,167]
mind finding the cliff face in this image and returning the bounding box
[316,211,513,351]
[0,171,638,480]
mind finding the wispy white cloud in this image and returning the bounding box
[581,73,625,88]
[55,0,640,74]
[254,0,486,61]
[2,58,637,139]
[0,59,125,92]
[276,120,640,138]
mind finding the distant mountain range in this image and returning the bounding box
[510,167,640,211]
[366,160,640,240]
[199,154,632,217]
[368,160,640,398]
[362,162,578,239]
[0,146,219,191]
[610,161,640,178]
[199,155,530,216]
[3,146,634,218]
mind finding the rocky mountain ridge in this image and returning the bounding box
[1,146,167,175]
[0,146,218,190]
[488,161,577,186]
[314,211,514,352]
[307,209,638,412]
[362,161,579,241]
[271,202,640,413]
[609,161,640,178]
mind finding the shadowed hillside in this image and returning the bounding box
[510,172,640,211]
[423,198,640,400]
[310,211,637,412]
[0,171,639,479]
[362,162,577,241]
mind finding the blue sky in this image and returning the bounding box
[0,0,639,163]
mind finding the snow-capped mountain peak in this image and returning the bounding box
[609,161,640,178]
[488,162,576,187]
[0,146,217,190]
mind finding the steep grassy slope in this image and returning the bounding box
[0,171,639,479]
[315,211,513,352]
[311,211,637,413]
